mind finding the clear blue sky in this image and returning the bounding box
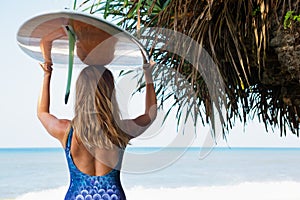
[0,0,299,148]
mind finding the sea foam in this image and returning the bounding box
[15,181,300,200]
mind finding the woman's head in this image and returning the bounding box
[72,66,129,149]
[72,20,117,65]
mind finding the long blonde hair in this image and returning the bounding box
[71,66,130,149]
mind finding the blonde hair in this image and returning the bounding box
[71,66,130,149]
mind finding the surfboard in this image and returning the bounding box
[17,11,150,103]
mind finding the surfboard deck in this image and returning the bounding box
[17,11,149,69]
[17,11,150,104]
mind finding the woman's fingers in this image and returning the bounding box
[39,62,53,73]
[149,59,156,68]
[143,59,156,70]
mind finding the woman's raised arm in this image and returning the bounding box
[122,60,157,138]
[37,27,70,145]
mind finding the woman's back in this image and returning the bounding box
[64,127,126,200]
[68,128,122,176]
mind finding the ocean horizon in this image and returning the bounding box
[1,147,300,200]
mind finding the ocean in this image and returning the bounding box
[1,147,300,200]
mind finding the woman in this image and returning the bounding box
[38,26,157,200]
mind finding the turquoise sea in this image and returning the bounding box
[1,147,300,200]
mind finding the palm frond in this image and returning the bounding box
[73,0,300,138]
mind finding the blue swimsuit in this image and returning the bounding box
[64,128,126,200]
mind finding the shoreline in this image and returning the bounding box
[1,146,300,150]
[7,181,300,200]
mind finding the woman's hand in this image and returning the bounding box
[143,59,156,84]
[143,59,156,71]
[39,62,53,74]
[40,26,67,65]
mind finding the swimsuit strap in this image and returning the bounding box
[66,127,73,150]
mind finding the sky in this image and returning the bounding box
[0,0,300,148]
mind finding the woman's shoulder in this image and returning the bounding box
[60,120,72,149]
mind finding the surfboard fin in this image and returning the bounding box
[65,25,76,104]
[65,91,70,104]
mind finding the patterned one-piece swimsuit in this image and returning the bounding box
[64,127,126,200]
